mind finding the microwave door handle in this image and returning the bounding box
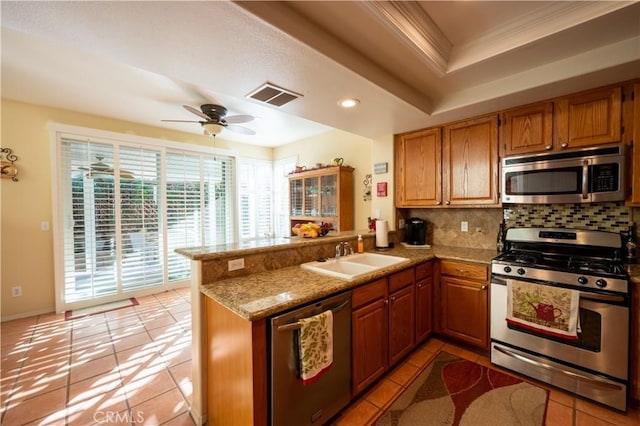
[582,159,589,199]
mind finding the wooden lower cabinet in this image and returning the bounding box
[351,278,388,395]
[352,264,433,395]
[439,260,489,350]
[388,268,416,365]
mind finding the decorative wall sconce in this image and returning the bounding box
[1,148,19,182]
[363,173,372,201]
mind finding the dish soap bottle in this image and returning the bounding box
[357,235,364,253]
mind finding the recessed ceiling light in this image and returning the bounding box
[339,98,360,108]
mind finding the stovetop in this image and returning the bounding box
[492,227,629,294]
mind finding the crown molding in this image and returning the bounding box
[448,1,632,72]
[361,1,451,76]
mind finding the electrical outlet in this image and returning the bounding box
[475,227,483,233]
[11,286,22,297]
[41,221,50,231]
[461,221,468,232]
[228,258,245,271]
[399,219,405,229]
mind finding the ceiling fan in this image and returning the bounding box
[163,104,256,136]
[79,156,134,179]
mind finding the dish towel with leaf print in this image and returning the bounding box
[298,309,333,385]
[506,279,580,340]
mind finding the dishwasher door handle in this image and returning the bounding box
[277,299,350,332]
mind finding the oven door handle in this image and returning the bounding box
[582,159,589,199]
[276,299,350,332]
[493,345,624,391]
[579,292,626,303]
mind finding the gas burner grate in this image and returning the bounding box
[502,252,542,265]
[567,257,624,275]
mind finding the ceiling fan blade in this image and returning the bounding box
[183,105,211,121]
[226,124,256,135]
[161,119,202,123]
[224,114,254,124]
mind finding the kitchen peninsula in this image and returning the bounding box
[176,232,496,425]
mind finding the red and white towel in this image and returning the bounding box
[298,310,333,385]
[506,279,580,340]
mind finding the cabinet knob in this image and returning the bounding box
[417,284,422,288]
[384,299,389,305]
[545,144,552,150]
[436,201,442,205]
[561,143,568,149]
[445,201,450,205]
[481,285,488,290]
[390,296,396,302]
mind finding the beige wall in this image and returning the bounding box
[274,129,375,231]
[0,100,272,320]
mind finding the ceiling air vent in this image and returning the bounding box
[246,83,302,107]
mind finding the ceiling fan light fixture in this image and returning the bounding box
[203,122,224,136]
[339,98,360,108]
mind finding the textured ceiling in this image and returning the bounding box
[2,1,639,147]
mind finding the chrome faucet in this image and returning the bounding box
[335,242,354,258]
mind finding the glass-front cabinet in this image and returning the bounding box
[288,166,354,234]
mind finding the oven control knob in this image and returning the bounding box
[517,268,526,275]
[503,266,512,273]
[577,276,588,285]
[595,279,607,288]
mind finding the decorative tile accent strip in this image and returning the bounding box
[503,202,631,233]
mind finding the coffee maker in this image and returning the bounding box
[404,217,427,245]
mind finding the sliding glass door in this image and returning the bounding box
[55,134,234,312]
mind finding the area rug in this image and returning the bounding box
[65,297,138,320]
[375,351,548,426]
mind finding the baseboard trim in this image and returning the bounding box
[1,308,55,323]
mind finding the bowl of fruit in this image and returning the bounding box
[292,222,330,238]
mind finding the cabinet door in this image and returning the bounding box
[630,83,640,205]
[388,285,415,366]
[320,174,337,217]
[442,115,499,206]
[415,275,433,343]
[303,176,319,216]
[395,128,442,207]
[352,298,388,395]
[289,178,303,217]
[556,86,622,149]
[502,102,554,156]
[440,276,488,349]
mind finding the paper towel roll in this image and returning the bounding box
[376,220,389,248]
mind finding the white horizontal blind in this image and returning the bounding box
[273,157,297,237]
[202,155,235,245]
[60,140,118,302]
[238,159,273,241]
[56,133,236,308]
[165,151,203,281]
[119,146,163,291]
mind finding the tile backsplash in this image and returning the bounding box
[406,202,637,250]
[503,202,632,233]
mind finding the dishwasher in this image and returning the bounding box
[270,290,351,426]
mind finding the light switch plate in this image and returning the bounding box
[461,221,468,232]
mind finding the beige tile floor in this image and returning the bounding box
[2,289,639,425]
[1,289,194,426]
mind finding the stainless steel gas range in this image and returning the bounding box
[490,227,630,411]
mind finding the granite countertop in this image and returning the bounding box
[200,245,497,321]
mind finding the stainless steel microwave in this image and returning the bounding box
[501,144,625,204]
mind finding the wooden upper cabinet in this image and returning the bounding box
[502,102,554,156]
[555,86,622,149]
[395,128,442,207]
[442,115,500,206]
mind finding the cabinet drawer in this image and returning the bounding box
[440,260,488,281]
[352,278,387,309]
[389,268,415,293]
[415,261,433,280]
